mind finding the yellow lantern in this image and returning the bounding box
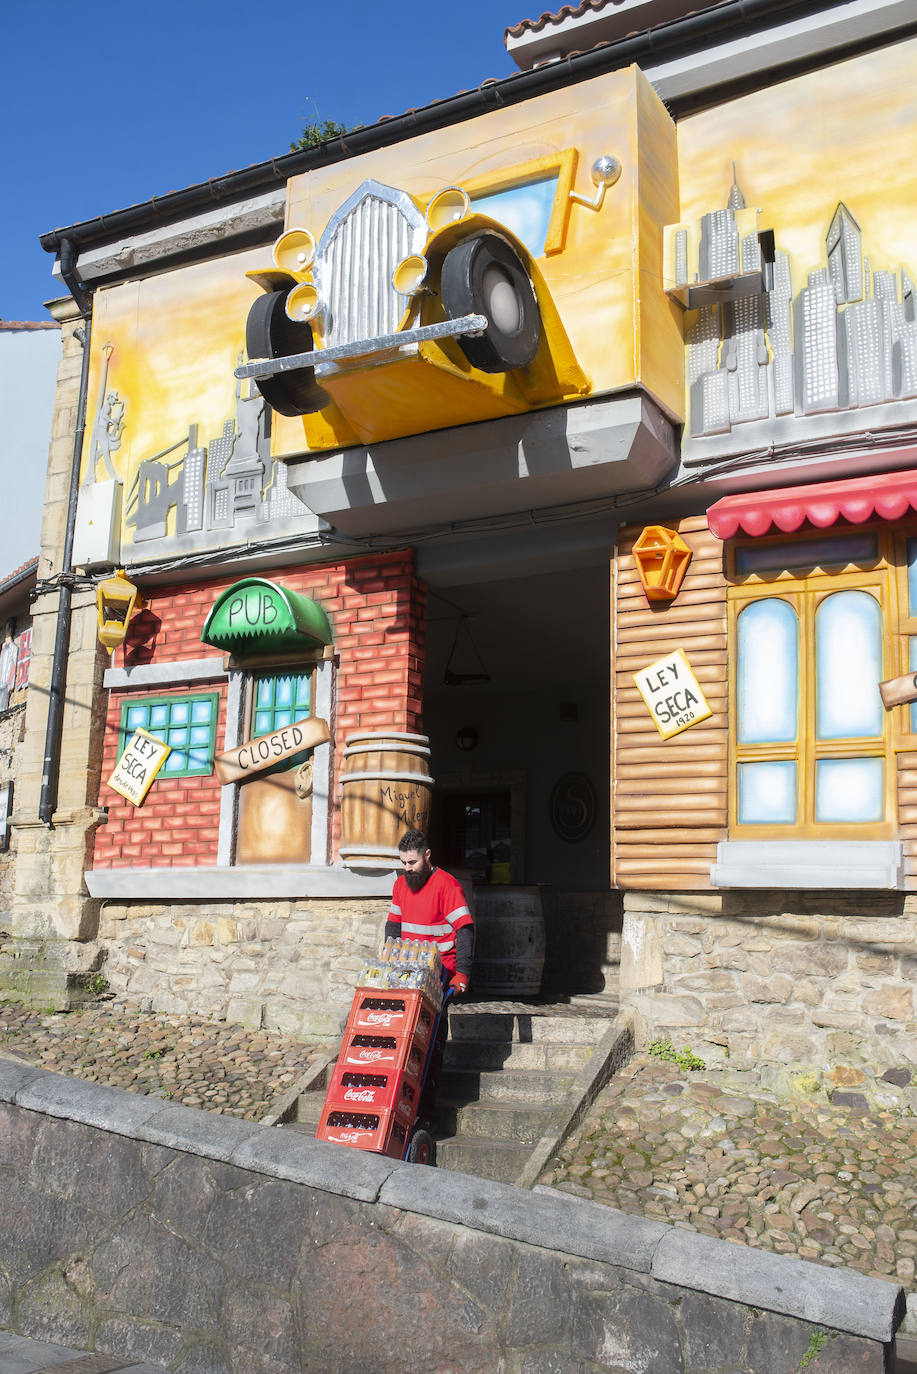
[632,526,693,602]
[96,570,142,652]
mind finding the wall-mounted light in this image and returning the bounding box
[455,726,479,752]
[96,569,142,653]
[632,526,693,603]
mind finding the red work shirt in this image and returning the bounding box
[388,868,473,974]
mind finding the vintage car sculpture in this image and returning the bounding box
[235,173,605,445]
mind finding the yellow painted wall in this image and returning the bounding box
[676,35,917,302]
[82,247,265,503]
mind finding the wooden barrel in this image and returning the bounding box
[472,886,545,997]
[339,731,434,869]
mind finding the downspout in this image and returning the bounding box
[38,237,92,825]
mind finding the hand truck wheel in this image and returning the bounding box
[407,1127,436,1166]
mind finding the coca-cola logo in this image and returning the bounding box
[344,1088,376,1102]
[346,1051,386,1063]
[364,1011,398,1026]
[330,1130,363,1144]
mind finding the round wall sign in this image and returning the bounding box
[549,772,597,843]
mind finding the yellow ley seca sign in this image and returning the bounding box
[633,649,712,740]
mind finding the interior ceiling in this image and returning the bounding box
[424,563,609,692]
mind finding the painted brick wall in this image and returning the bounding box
[93,550,426,868]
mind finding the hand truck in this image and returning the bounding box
[315,980,453,1165]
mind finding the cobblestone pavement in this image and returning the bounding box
[541,1053,917,1293]
[0,1000,325,1120]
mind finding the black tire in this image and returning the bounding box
[408,1128,436,1166]
[244,289,327,417]
[440,233,541,373]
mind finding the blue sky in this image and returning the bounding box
[3,0,519,323]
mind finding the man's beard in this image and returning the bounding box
[404,866,431,892]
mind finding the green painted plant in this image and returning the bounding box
[799,1331,829,1369]
[648,1038,706,1071]
[88,974,109,995]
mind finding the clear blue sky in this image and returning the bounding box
[3,0,520,323]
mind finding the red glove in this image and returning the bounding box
[449,973,469,996]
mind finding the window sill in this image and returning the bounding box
[86,864,395,900]
[711,840,903,889]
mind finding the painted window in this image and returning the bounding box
[729,541,892,837]
[119,693,219,777]
[471,178,558,258]
[252,671,312,736]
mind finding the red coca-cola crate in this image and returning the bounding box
[316,1102,409,1158]
[345,989,436,1050]
[324,1064,419,1126]
[337,1033,425,1081]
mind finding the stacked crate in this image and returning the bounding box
[316,988,437,1158]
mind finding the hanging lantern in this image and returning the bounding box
[632,526,693,602]
[96,570,142,652]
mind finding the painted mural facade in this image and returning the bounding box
[4,20,916,1074]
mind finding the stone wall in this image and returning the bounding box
[99,898,385,1038]
[620,890,917,1103]
[0,1058,904,1373]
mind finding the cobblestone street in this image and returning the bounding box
[542,1053,917,1293]
[0,1001,324,1120]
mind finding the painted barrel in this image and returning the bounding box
[471,886,546,997]
[339,731,434,869]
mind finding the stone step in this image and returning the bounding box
[448,1010,614,1045]
[434,1135,533,1184]
[443,1037,594,1073]
[435,1098,557,1144]
[439,1066,575,1105]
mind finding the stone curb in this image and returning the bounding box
[260,1042,340,1126]
[515,1009,634,1190]
[0,1057,905,1345]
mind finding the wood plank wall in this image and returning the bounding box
[897,752,917,889]
[612,515,729,889]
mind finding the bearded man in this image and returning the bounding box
[384,829,474,997]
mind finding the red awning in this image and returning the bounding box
[707,469,917,539]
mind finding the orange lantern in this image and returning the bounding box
[632,526,693,602]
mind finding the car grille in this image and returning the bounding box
[316,182,426,352]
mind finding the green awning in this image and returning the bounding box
[201,578,332,655]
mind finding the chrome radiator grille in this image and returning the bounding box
[315,181,427,352]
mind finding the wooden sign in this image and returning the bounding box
[214,715,330,785]
[633,649,713,740]
[108,727,171,806]
[879,672,917,710]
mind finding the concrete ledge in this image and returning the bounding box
[652,1227,906,1345]
[84,863,396,899]
[0,1058,905,1348]
[712,839,904,890]
[380,1164,669,1273]
[103,657,227,689]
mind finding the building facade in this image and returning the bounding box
[3,2,915,1084]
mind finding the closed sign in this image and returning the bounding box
[633,649,712,740]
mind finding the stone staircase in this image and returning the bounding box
[283,995,620,1185]
[433,999,618,1182]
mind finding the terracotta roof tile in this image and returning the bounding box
[0,320,60,331]
[506,0,610,39]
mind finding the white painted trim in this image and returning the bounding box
[311,660,333,865]
[103,657,228,689]
[712,839,904,889]
[86,864,395,900]
[217,670,244,867]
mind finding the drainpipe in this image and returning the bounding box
[38,238,92,825]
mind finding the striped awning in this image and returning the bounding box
[707,470,917,539]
